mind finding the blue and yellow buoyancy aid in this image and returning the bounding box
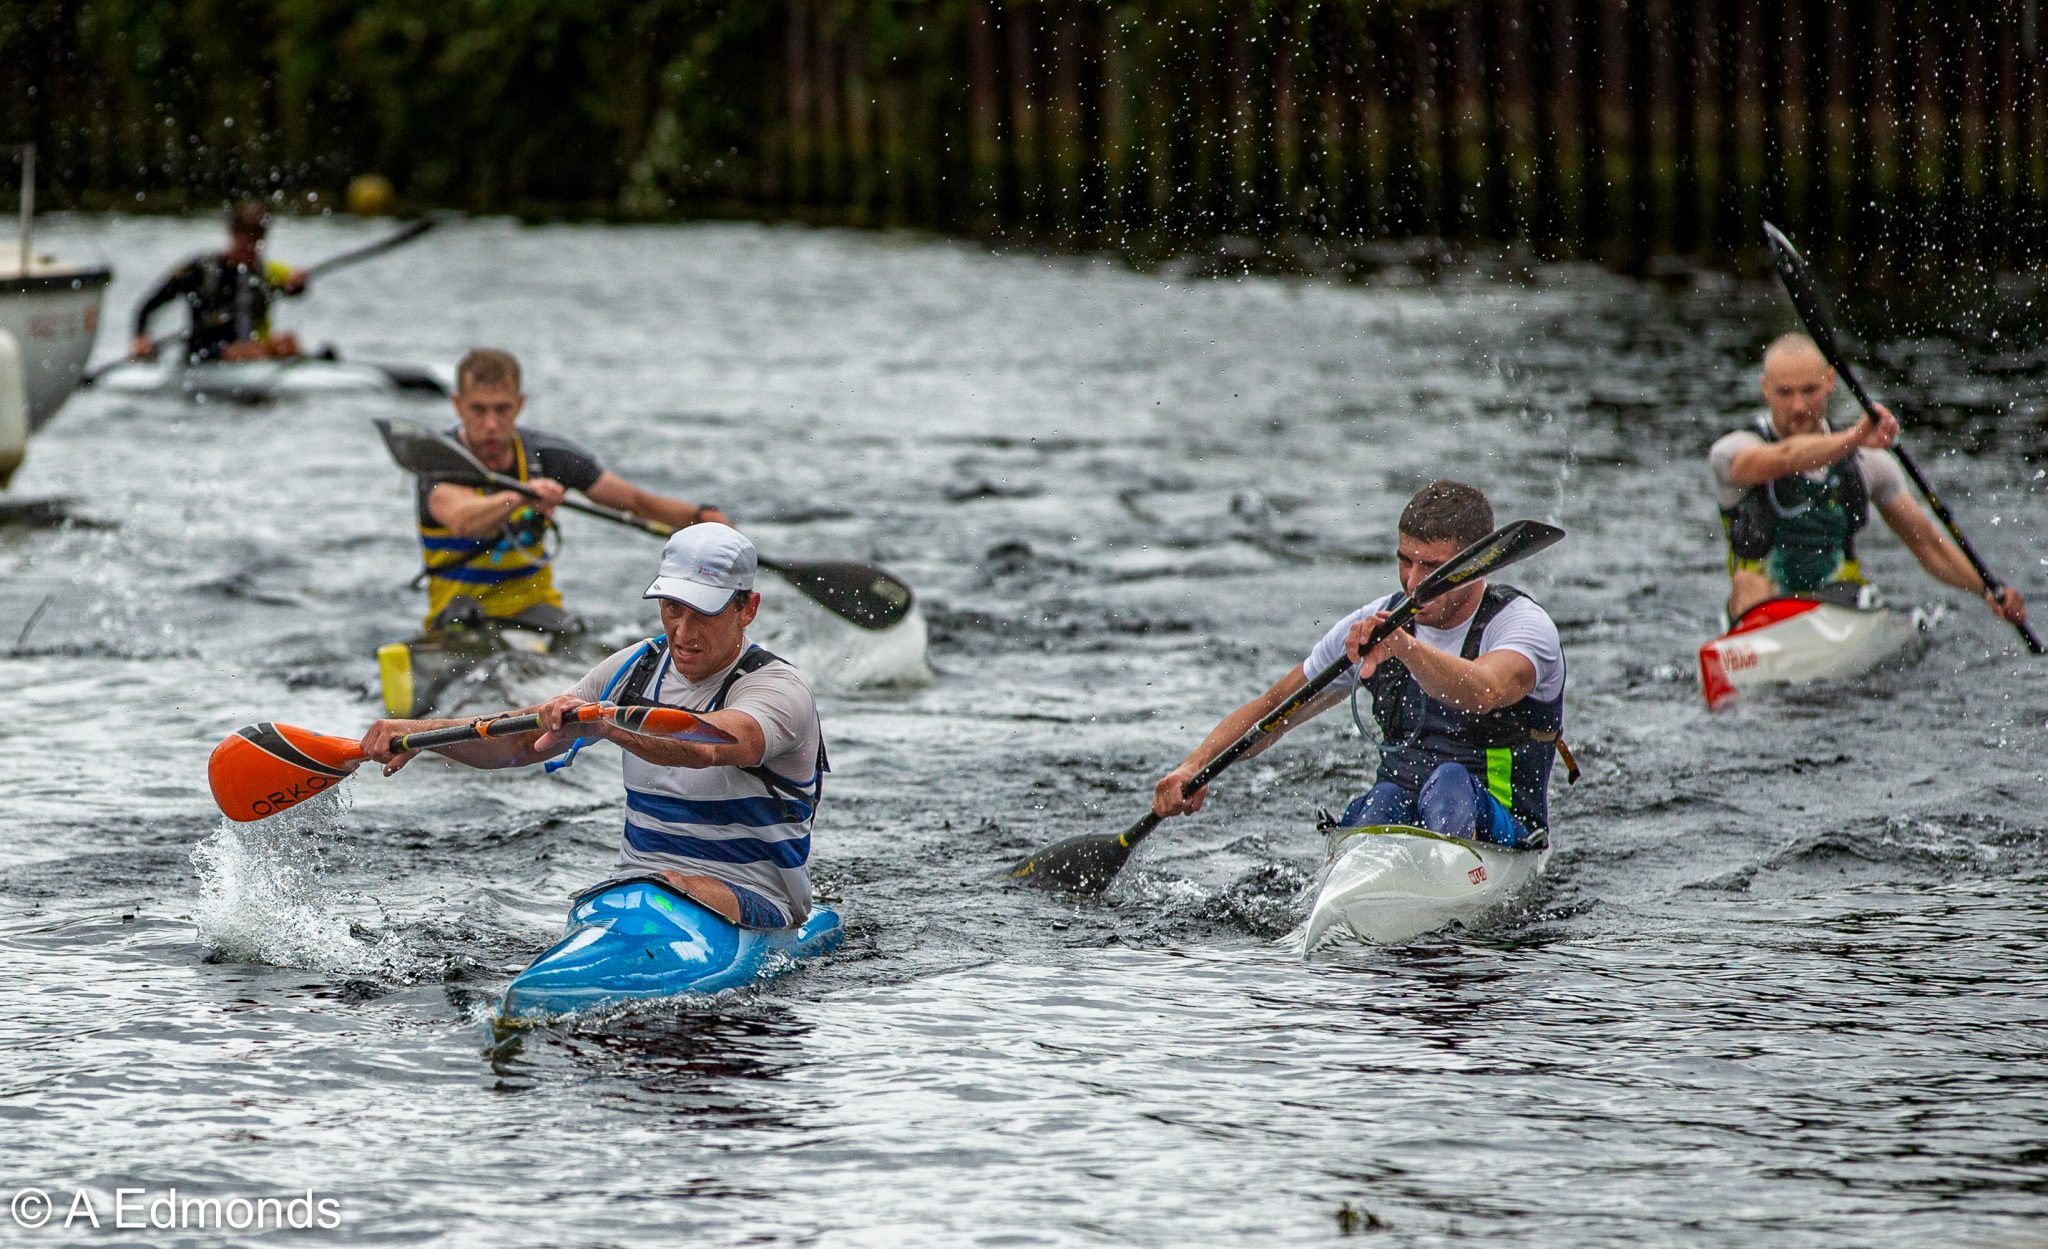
[417,433,563,627]
[1721,415,1869,594]
[1359,584,1566,834]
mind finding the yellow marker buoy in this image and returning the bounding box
[346,174,397,217]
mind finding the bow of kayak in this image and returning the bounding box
[1697,596,1923,710]
[496,878,843,1024]
[1295,823,1549,952]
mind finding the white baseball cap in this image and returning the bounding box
[643,523,757,614]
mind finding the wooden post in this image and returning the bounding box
[1848,2,1876,265]
[1626,0,1655,258]
[1575,0,1607,250]
[1006,4,1041,234]
[1532,0,1564,252]
[1480,0,1513,241]
[1096,8,1128,240]
[1672,0,1702,251]
[1273,7,1299,232]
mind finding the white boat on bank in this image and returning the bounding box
[1294,822,1550,951]
[1,144,112,488]
[1697,595,1923,711]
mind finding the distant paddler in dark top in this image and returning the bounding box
[1152,482,1570,848]
[129,200,308,363]
[418,347,730,634]
[1710,333,2026,625]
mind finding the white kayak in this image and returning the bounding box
[92,354,449,401]
[1295,823,1550,951]
[1697,596,1922,710]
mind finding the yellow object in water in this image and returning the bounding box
[377,641,415,717]
[347,174,397,217]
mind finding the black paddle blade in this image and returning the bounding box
[1411,518,1567,602]
[761,557,915,630]
[1008,828,1137,893]
[374,417,490,484]
[1762,223,1854,365]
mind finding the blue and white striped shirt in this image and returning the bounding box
[568,641,823,928]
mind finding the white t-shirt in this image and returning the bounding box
[568,640,821,783]
[1708,418,1908,512]
[1302,590,1566,703]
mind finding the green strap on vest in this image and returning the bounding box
[1485,747,1514,807]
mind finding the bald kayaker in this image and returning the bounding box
[1152,481,1568,848]
[129,200,308,363]
[361,524,828,929]
[417,347,729,635]
[1710,333,2027,626]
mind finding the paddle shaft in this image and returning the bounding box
[442,469,817,579]
[1115,592,1437,856]
[300,218,437,280]
[1765,224,2041,655]
[403,460,670,585]
[440,461,837,580]
[390,711,552,755]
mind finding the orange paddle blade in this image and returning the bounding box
[601,705,737,745]
[208,722,367,822]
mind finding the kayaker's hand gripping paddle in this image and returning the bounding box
[1009,518,1567,893]
[208,703,734,822]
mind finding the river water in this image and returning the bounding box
[2,217,2044,1247]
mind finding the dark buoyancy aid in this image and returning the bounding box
[186,255,286,361]
[584,640,829,819]
[1721,415,1869,593]
[1360,583,1566,833]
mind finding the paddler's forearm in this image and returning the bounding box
[636,495,711,531]
[1177,673,1321,773]
[1883,494,1998,597]
[1727,428,1859,486]
[584,474,705,531]
[435,489,530,539]
[606,708,765,771]
[1388,638,1524,716]
[1179,703,1273,774]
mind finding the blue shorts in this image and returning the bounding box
[1339,761,1534,848]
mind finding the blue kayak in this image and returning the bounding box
[495,878,843,1023]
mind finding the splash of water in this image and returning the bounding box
[191,789,426,980]
[757,598,934,691]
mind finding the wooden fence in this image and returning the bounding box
[761,0,2048,266]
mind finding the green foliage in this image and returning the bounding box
[14,0,772,213]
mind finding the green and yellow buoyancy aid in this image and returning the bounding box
[1720,416,1869,593]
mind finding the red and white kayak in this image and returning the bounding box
[1697,596,1923,710]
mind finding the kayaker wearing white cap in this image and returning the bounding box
[360,524,828,929]
[1710,333,2027,625]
